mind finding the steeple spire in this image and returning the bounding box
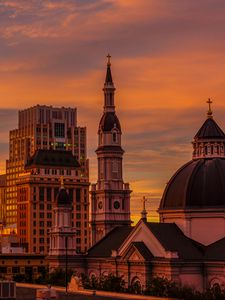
[105,54,113,84]
[103,54,115,112]
[207,98,213,119]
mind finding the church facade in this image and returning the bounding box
[48,59,225,292]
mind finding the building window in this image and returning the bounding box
[76,221,81,228]
[39,212,44,218]
[112,132,117,143]
[69,189,73,202]
[47,221,52,227]
[76,189,81,202]
[39,246,44,253]
[47,213,52,219]
[47,204,52,210]
[39,221,44,227]
[39,187,44,201]
[47,188,51,201]
[54,123,65,138]
[39,204,44,210]
[54,188,58,200]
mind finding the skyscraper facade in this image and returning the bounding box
[0,174,6,225]
[17,149,89,254]
[90,56,131,245]
[6,105,88,225]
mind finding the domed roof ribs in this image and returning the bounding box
[194,118,225,140]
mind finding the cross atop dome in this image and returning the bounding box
[207,98,213,118]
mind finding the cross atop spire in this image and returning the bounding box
[107,54,111,66]
[207,98,213,118]
[105,54,113,84]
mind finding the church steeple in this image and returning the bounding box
[103,54,115,112]
[90,56,131,246]
[105,54,113,84]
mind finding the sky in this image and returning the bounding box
[1,0,225,222]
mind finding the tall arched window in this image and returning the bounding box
[113,132,117,143]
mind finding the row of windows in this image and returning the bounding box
[33,213,52,219]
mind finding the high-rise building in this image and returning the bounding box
[17,149,89,254]
[0,174,6,225]
[6,105,88,226]
[90,56,131,245]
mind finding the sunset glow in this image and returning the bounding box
[1,0,225,219]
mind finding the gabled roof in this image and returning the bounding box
[131,242,154,260]
[146,222,204,259]
[204,237,225,260]
[25,149,80,168]
[87,226,133,258]
[194,118,225,140]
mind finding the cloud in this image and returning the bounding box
[1,0,225,218]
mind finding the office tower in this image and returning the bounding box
[0,174,6,225]
[17,149,89,254]
[6,105,88,226]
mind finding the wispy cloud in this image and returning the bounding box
[1,0,225,217]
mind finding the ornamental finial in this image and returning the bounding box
[207,98,213,118]
[141,196,148,221]
[107,53,111,66]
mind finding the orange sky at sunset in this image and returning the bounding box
[1,0,225,221]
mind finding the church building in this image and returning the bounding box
[49,58,225,292]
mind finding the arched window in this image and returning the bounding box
[112,132,117,143]
[110,93,113,105]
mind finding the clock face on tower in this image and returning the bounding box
[114,201,120,209]
[98,201,103,209]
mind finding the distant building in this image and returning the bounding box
[17,149,89,254]
[0,174,6,225]
[90,56,131,245]
[0,253,46,280]
[6,105,88,226]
